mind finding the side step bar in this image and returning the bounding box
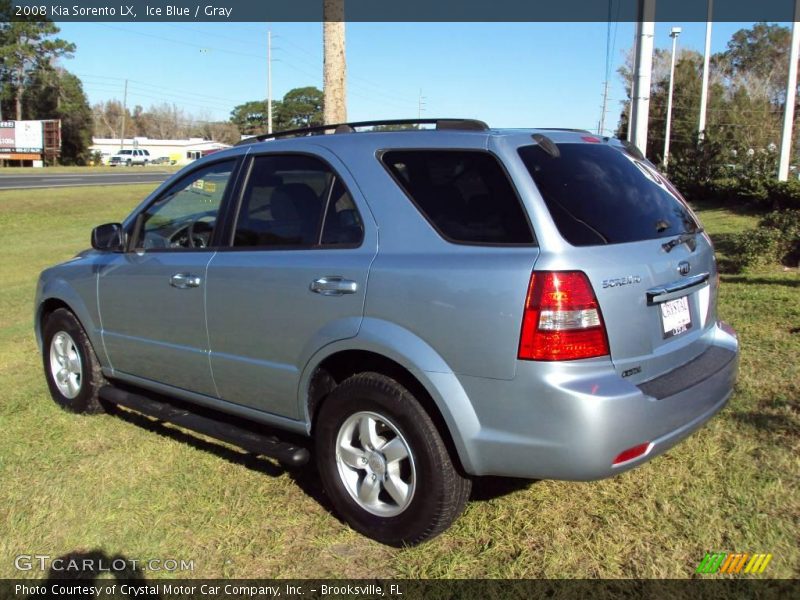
[99,385,310,467]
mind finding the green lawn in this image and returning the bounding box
[0,186,797,579]
[0,165,181,174]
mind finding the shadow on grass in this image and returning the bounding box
[36,550,160,597]
[707,233,744,274]
[721,275,800,288]
[691,199,766,218]
[106,399,338,518]
[102,386,540,526]
[108,405,538,516]
[730,410,800,442]
[470,476,537,501]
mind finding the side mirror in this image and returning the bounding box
[91,223,125,251]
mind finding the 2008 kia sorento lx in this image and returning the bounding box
[35,119,739,546]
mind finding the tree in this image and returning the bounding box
[230,99,274,135]
[323,0,347,124]
[616,22,792,176]
[92,100,130,139]
[276,87,323,129]
[720,22,791,103]
[192,120,240,145]
[0,20,75,120]
[23,67,92,164]
[230,87,323,135]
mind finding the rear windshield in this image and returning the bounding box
[518,143,699,246]
[381,150,534,245]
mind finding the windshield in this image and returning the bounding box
[518,143,699,246]
[118,150,132,155]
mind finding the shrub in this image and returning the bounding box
[727,209,800,271]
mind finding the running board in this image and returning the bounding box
[98,385,310,467]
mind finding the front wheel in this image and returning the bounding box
[42,308,107,414]
[315,372,471,546]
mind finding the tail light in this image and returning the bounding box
[518,271,610,361]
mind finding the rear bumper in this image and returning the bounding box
[457,321,738,479]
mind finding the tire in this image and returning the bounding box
[42,308,107,414]
[126,159,131,167]
[315,372,471,546]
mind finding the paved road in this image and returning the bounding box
[0,170,174,190]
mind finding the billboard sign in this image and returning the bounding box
[0,121,44,153]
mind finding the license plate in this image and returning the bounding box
[660,296,692,339]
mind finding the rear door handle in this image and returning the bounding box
[310,276,358,296]
[170,272,202,289]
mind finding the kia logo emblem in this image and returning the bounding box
[678,261,691,276]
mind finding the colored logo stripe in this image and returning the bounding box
[697,553,772,574]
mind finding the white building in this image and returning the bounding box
[90,137,232,165]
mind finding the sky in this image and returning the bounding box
[55,21,778,136]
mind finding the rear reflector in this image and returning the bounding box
[613,442,652,466]
[518,271,610,361]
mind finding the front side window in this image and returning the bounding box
[381,150,534,245]
[233,154,363,248]
[136,160,234,250]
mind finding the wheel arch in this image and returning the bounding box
[299,321,482,475]
[35,279,105,366]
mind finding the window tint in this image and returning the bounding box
[234,154,363,248]
[138,160,234,250]
[381,150,533,245]
[321,178,364,246]
[518,143,700,246]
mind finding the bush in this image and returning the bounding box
[727,209,800,271]
[664,136,800,211]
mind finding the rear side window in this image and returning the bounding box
[233,154,363,248]
[518,143,700,246]
[381,150,534,245]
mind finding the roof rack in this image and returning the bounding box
[536,128,594,134]
[236,118,489,146]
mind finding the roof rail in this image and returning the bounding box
[235,118,489,145]
[536,128,594,134]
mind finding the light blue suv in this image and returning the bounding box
[35,119,739,545]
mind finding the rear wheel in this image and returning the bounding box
[315,372,470,546]
[42,308,106,414]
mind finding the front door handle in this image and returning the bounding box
[310,276,358,296]
[170,272,202,289]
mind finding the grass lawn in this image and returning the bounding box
[0,165,181,175]
[0,186,797,579]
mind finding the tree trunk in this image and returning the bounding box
[16,66,24,120]
[323,0,346,125]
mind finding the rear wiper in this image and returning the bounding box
[662,229,703,253]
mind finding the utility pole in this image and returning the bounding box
[119,79,128,150]
[627,32,638,142]
[267,29,273,134]
[418,89,426,119]
[323,0,347,124]
[663,27,682,170]
[599,80,610,135]
[698,0,713,141]
[778,0,800,181]
[629,0,656,155]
